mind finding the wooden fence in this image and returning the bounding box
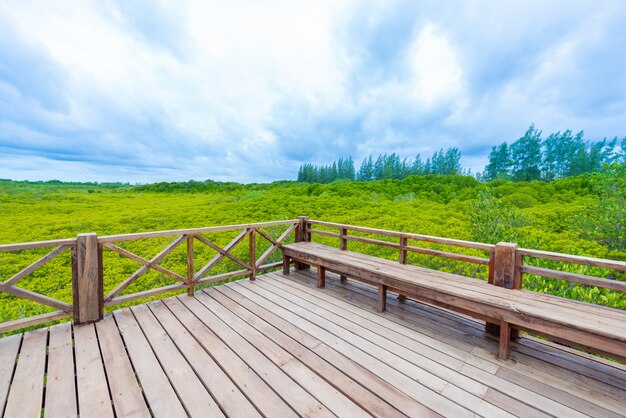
[0,219,302,333]
[304,218,626,295]
[1,216,624,334]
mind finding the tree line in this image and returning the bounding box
[297,148,465,183]
[297,125,625,183]
[482,125,625,182]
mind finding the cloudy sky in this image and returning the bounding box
[1,0,625,183]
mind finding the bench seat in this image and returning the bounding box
[282,242,626,361]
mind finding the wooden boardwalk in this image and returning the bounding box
[1,270,625,418]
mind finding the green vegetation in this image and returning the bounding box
[297,125,624,184]
[297,148,465,183]
[0,169,625,329]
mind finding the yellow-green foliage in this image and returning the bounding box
[0,174,624,328]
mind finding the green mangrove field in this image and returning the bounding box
[0,167,624,327]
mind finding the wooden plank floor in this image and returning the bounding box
[0,269,625,417]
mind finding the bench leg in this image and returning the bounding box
[499,321,511,360]
[295,261,310,270]
[317,266,326,288]
[377,285,387,313]
[282,255,290,275]
[397,294,407,303]
[340,274,347,283]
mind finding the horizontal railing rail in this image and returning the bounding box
[1,216,624,335]
[517,248,626,293]
[303,219,625,302]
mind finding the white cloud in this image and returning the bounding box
[408,23,464,109]
[1,0,625,181]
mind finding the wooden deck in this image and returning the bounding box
[1,270,625,418]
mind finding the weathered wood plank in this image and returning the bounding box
[177,295,335,418]
[74,324,114,417]
[4,328,47,418]
[162,296,298,418]
[255,276,593,418]
[113,308,187,417]
[252,279,515,417]
[209,286,410,418]
[75,233,102,323]
[287,270,626,413]
[147,300,261,418]
[131,304,224,418]
[232,280,474,417]
[197,290,372,418]
[212,286,422,417]
[0,334,21,412]
[44,323,77,418]
[96,315,150,418]
[495,366,624,418]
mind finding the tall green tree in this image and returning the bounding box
[510,124,543,181]
[484,142,511,181]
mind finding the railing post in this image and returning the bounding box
[398,235,408,302]
[72,233,103,325]
[249,227,256,281]
[187,234,195,296]
[340,227,348,283]
[486,242,518,337]
[295,216,310,270]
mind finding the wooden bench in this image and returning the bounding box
[282,241,626,361]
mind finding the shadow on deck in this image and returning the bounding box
[1,269,625,417]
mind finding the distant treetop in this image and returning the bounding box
[297,125,625,184]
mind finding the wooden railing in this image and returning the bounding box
[303,219,626,299]
[0,219,302,333]
[1,216,624,334]
[0,238,77,333]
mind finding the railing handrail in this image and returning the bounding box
[305,218,625,293]
[2,216,625,336]
[307,219,495,251]
[98,219,299,243]
[0,238,77,252]
[518,248,626,272]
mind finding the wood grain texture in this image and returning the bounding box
[113,308,187,417]
[0,334,21,413]
[45,323,77,418]
[74,324,114,417]
[283,242,626,361]
[4,328,47,418]
[75,233,102,323]
[0,269,623,418]
[96,316,150,418]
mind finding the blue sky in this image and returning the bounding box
[1,0,626,183]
